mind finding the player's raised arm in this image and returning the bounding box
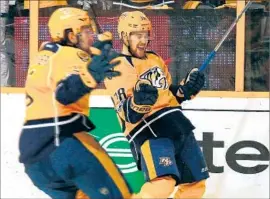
[52,31,120,105]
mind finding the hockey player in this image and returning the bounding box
[104,11,209,198]
[19,7,135,199]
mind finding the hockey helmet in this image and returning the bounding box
[117,11,152,44]
[48,7,97,42]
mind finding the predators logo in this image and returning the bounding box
[159,157,173,167]
[139,66,168,89]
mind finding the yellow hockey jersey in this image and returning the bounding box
[25,42,95,121]
[105,52,182,137]
[105,52,196,169]
[19,42,96,164]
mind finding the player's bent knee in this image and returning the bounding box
[174,179,206,199]
[138,176,176,198]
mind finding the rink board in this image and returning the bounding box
[1,94,269,198]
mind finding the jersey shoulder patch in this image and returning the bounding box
[42,42,60,53]
[77,50,90,62]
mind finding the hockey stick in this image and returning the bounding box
[88,3,103,34]
[199,1,252,72]
[77,0,103,33]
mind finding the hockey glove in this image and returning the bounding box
[131,81,158,113]
[177,68,205,100]
[88,44,121,83]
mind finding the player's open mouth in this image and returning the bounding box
[137,46,145,51]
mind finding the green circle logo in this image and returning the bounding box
[99,133,138,174]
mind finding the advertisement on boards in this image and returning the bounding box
[89,97,269,198]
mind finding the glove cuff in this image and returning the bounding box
[177,85,191,100]
[79,63,98,88]
[130,97,152,114]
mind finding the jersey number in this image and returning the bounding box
[114,88,127,102]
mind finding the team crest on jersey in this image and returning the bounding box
[77,51,90,62]
[139,66,168,89]
[159,157,173,167]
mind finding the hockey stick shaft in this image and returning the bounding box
[199,1,252,71]
[78,0,103,34]
[89,4,103,34]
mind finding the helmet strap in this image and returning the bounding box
[75,33,82,48]
[122,36,133,55]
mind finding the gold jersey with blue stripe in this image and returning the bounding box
[104,52,186,137]
[19,42,96,164]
